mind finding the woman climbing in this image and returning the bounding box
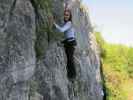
[53,9,77,79]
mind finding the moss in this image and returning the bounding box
[29,80,38,96]
[33,0,64,58]
[34,0,52,9]
[33,0,52,58]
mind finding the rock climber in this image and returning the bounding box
[52,8,77,79]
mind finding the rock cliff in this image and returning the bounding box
[0,0,104,100]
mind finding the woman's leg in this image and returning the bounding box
[64,45,76,78]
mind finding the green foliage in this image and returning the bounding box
[95,31,106,58]
[95,31,133,100]
[126,47,133,78]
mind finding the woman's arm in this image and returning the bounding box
[54,21,72,32]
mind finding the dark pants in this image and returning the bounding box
[63,39,77,78]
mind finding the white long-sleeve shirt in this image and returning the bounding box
[54,21,76,39]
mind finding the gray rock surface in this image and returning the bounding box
[0,0,36,100]
[0,0,104,100]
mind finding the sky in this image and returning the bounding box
[82,0,133,47]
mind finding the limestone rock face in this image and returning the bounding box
[0,0,104,100]
[0,0,35,100]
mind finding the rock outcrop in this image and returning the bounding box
[0,0,104,100]
[0,0,35,100]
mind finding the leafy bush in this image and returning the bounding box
[95,31,133,100]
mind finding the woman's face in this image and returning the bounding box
[64,11,70,21]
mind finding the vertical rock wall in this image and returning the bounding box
[0,0,104,100]
[0,0,36,100]
[32,0,103,100]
